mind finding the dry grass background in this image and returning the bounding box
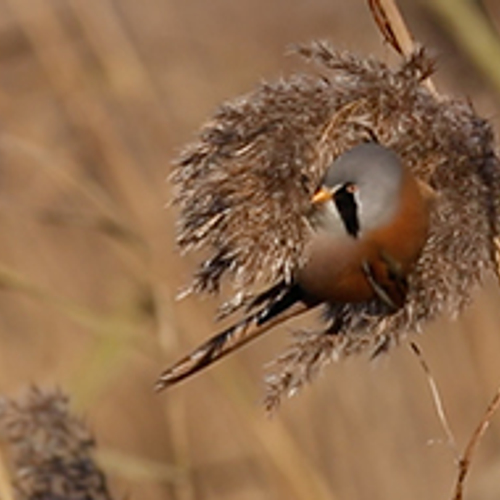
[0,0,499,499]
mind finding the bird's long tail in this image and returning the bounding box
[155,283,312,391]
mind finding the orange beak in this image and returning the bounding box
[311,186,333,204]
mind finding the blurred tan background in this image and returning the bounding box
[0,0,500,499]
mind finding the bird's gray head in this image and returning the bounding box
[310,143,404,238]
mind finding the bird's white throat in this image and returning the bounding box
[308,199,353,239]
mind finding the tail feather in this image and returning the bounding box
[155,284,310,391]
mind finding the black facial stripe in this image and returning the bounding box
[334,184,359,238]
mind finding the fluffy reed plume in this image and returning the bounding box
[0,387,113,500]
[172,41,500,408]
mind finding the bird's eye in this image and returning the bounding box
[345,183,358,194]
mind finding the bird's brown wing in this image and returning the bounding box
[361,253,408,311]
[155,284,311,391]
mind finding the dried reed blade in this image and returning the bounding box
[452,386,500,500]
[367,0,438,95]
[410,342,459,457]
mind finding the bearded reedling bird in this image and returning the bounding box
[155,142,430,391]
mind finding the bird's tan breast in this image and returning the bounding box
[296,233,376,303]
